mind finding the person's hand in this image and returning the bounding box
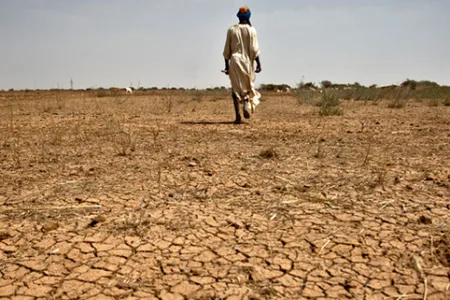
[255,65,262,73]
[221,69,229,75]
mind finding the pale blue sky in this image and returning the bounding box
[0,0,449,89]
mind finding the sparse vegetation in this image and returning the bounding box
[0,85,449,299]
[388,99,407,109]
[321,80,333,89]
[317,90,343,116]
[259,146,278,159]
[401,79,417,90]
[428,99,440,107]
[106,116,138,156]
[444,97,450,106]
[260,83,291,91]
[297,82,318,89]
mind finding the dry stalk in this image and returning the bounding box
[152,126,161,150]
[380,200,395,209]
[316,239,331,257]
[9,100,14,137]
[314,142,323,158]
[7,101,21,167]
[157,162,163,194]
[412,255,428,300]
[39,131,47,163]
[362,141,372,167]
[377,166,387,187]
[430,236,436,264]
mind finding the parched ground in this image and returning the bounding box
[0,91,449,299]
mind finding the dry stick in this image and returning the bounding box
[412,255,428,300]
[380,200,395,210]
[430,236,436,264]
[316,239,331,257]
[362,140,372,167]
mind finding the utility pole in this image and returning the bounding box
[70,78,74,90]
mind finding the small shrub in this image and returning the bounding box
[259,147,278,159]
[106,118,138,156]
[318,91,343,116]
[401,79,417,90]
[293,89,321,106]
[321,80,333,89]
[96,89,108,98]
[444,97,450,106]
[298,82,317,89]
[428,99,440,107]
[388,99,407,109]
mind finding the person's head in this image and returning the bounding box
[237,6,251,25]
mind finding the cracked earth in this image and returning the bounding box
[0,90,449,299]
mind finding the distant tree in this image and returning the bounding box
[417,80,439,88]
[260,83,291,91]
[321,80,332,88]
[298,82,317,89]
[400,79,417,90]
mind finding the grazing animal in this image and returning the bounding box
[125,87,133,94]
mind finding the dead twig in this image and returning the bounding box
[316,239,331,257]
[412,255,428,300]
[362,141,372,166]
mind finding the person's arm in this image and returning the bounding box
[255,56,262,73]
[223,28,232,75]
[224,59,230,74]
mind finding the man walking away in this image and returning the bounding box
[223,6,262,124]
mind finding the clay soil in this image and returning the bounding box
[0,90,449,299]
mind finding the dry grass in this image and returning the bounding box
[444,97,450,106]
[388,98,408,109]
[0,89,449,297]
[317,91,343,116]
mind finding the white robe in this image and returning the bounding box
[223,24,261,112]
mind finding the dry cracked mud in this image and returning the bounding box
[0,90,449,299]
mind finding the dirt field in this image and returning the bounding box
[0,90,449,299]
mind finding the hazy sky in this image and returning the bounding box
[1,0,449,89]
